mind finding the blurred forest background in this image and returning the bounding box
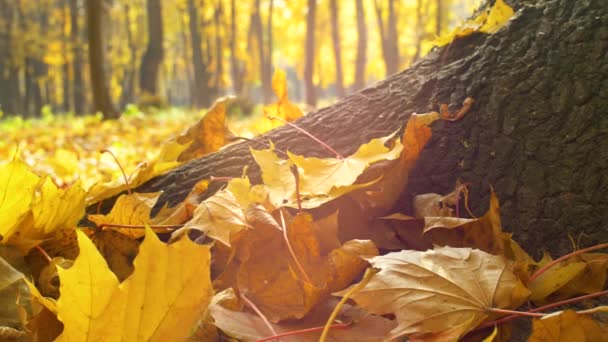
[0,0,480,119]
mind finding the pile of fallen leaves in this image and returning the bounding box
[1,3,607,340]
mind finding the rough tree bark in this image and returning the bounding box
[120,0,607,257]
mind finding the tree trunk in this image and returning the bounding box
[213,1,224,91]
[109,0,607,258]
[435,0,442,36]
[86,0,118,119]
[139,0,164,97]
[304,0,316,107]
[188,0,211,107]
[374,0,400,76]
[353,0,367,91]
[70,0,86,115]
[229,0,245,95]
[251,0,272,103]
[119,4,137,109]
[329,0,345,98]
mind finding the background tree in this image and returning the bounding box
[138,0,164,98]
[353,0,367,91]
[250,0,272,103]
[187,0,211,107]
[329,0,345,98]
[229,0,246,96]
[85,0,117,118]
[304,0,316,107]
[374,0,400,76]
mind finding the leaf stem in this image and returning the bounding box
[478,290,608,329]
[320,268,377,342]
[279,210,312,284]
[254,322,351,342]
[266,114,343,159]
[101,149,132,195]
[484,307,544,317]
[35,245,52,264]
[242,293,278,340]
[98,223,183,230]
[291,165,303,213]
[528,242,608,282]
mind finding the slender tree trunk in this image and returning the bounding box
[304,0,317,107]
[229,0,244,95]
[213,1,223,91]
[119,4,137,108]
[266,0,273,84]
[374,0,400,76]
[61,4,71,112]
[0,0,18,115]
[251,0,271,103]
[70,0,85,114]
[188,0,211,107]
[386,0,399,74]
[85,0,118,119]
[329,0,345,98]
[139,0,164,97]
[353,0,367,91]
[436,0,442,36]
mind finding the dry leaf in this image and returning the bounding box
[340,246,530,341]
[54,227,212,341]
[171,189,249,247]
[529,310,608,341]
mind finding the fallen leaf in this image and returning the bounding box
[254,69,304,133]
[171,189,249,247]
[529,310,608,341]
[424,190,506,255]
[528,259,586,303]
[0,158,39,244]
[176,96,234,162]
[235,210,377,322]
[211,297,396,342]
[251,131,402,208]
[88,192,161,238]
[341,246,530,341]
[432,0,514,47]
[0,158,86,252]
[54,227,212,341]
[0,254,31,333]
[553,253,608,300]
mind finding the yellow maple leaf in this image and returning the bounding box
[54,227,212,341]
[87,98,232,204]
[528,258,586,303]
[170,189,249,247]
[0,158,41,245]
[88,192,161,238]
[529,310,608,341]
[432,0,514,47]
[255,69,304,134]
[0,158,86,252]
[175,96,234,162]
[250,131,403,209]
[340,246,530,341]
